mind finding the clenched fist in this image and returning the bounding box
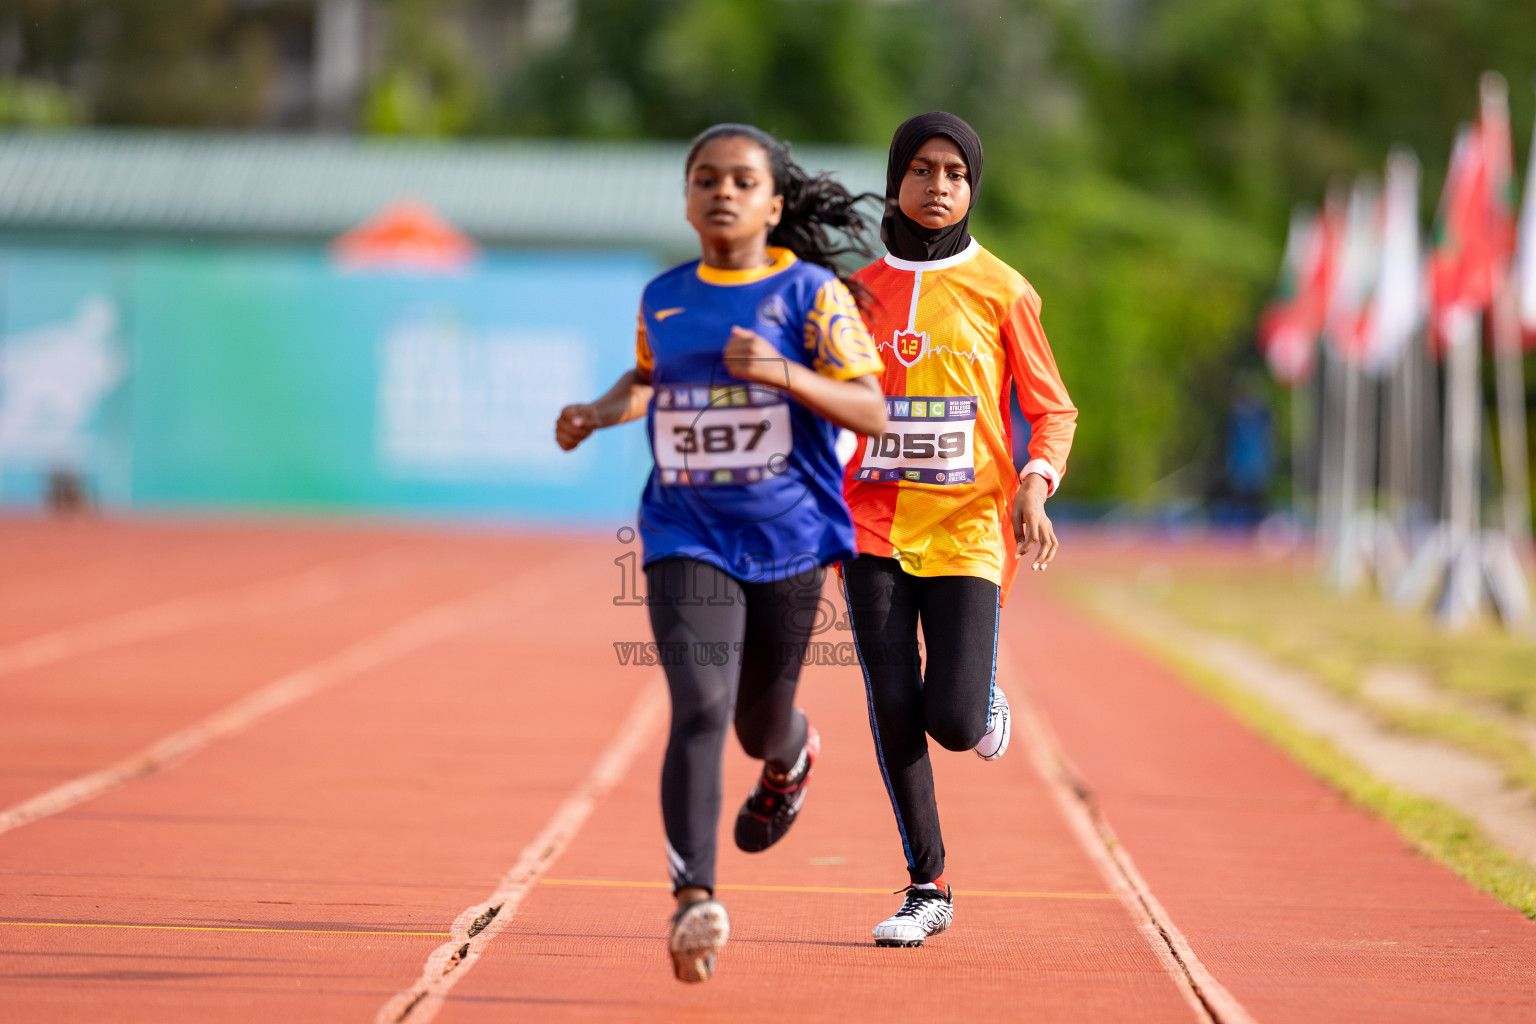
[556,403,602,451]
[722,327,790,387]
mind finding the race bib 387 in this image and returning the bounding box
[653,383,793,487]
[854,395,977,485]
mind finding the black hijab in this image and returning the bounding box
[880,111,984,263]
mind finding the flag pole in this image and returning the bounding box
[1379,332,1410,588]
[1330,357,1363,591]
[1291,374,1312,535]
[1477,71,1532,626]
[1325,178,1377,591]
[1360,362,1382,583]
[1438,308,1483,627]
[1317,345,1343,570]
[1493,280,1532,562]
[1494,74,1536,569]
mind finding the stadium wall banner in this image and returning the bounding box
[0,245,657,524]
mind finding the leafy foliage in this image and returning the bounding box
[363,0,483,136]
[489,0,1536,501]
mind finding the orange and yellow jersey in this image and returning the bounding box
[843,238,1076,599]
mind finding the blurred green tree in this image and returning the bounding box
[0,0,274,126]
[485,0,1536,503]
[91,0,273,126]
[0,77,81,125]
[363,0,483,136]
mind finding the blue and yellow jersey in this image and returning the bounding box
[635,247,882,582]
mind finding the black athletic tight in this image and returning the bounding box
[647,557,824,894]
[840,554,1000,885]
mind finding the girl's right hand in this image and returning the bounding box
[556,403,601,451]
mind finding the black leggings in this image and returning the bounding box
[647,557,825,893]
[840,554,1000,885]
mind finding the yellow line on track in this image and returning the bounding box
[0,920,448,938]
[539,878,1116,899]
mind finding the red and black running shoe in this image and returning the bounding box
[733,723,820,853]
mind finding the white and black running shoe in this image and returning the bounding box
[872,883,954,947]
[974,686,1011,761]
[669,898,730,982]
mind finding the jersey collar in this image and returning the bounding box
[881,237,980,273]
[696,247,798,285]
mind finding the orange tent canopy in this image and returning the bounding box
[331,199,477,272]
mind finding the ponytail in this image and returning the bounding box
[684,123,878,308]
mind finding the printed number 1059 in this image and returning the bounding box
[871,431,967,460]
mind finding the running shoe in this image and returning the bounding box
[669,898,730,982]
[733,723,820,853]
[872,883,954,947]
[974,686,1011,761]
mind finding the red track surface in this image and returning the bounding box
[0,518,1531,1022]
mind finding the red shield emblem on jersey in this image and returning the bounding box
[893,329,929,368]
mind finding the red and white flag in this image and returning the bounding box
[1258,202,1339,386]
[1429,76,1519,354]
[1258,209,1318,385]
[1429,124,1490,352]
[1364,148,1423,373]
[1519,98,1536,343]
[1326,178,1381,366]
[1480,73,1518,292]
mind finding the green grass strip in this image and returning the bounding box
[1068,587,1536,921]
[1151,571,1536,797]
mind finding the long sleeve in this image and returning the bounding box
[1000,285,1076,495]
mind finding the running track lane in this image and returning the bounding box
[1010,573,1536,1022]
[0,518,414,644]
[0,525,1203,1022]
[5,522,1530,1021]
[0,537,650,1020]
[414,593,1205,1021]
[0,535,570,812]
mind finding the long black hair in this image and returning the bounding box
[684,123,878,301]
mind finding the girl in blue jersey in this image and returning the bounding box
[555,124,886,983]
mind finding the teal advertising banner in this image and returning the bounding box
[0,249,133,506]
[0,245,658,523]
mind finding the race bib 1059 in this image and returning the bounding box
[653,383,793,487]
[853,395,978,485]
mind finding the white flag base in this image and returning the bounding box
[1395,525,1532,630]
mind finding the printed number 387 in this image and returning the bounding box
[674,421,771,455]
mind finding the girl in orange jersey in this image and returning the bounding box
[840,111,1077,947]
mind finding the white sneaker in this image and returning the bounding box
[669,898,729,982]
[975,686,1011,761]
[872,884,954,947]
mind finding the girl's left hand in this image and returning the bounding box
[1012,474,1058,571]
[722,327,790,387]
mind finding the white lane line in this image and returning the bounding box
[0,549,418,681]
[375,676,669,1024]
[999,637,1258,1024]
[0,565,561,839]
